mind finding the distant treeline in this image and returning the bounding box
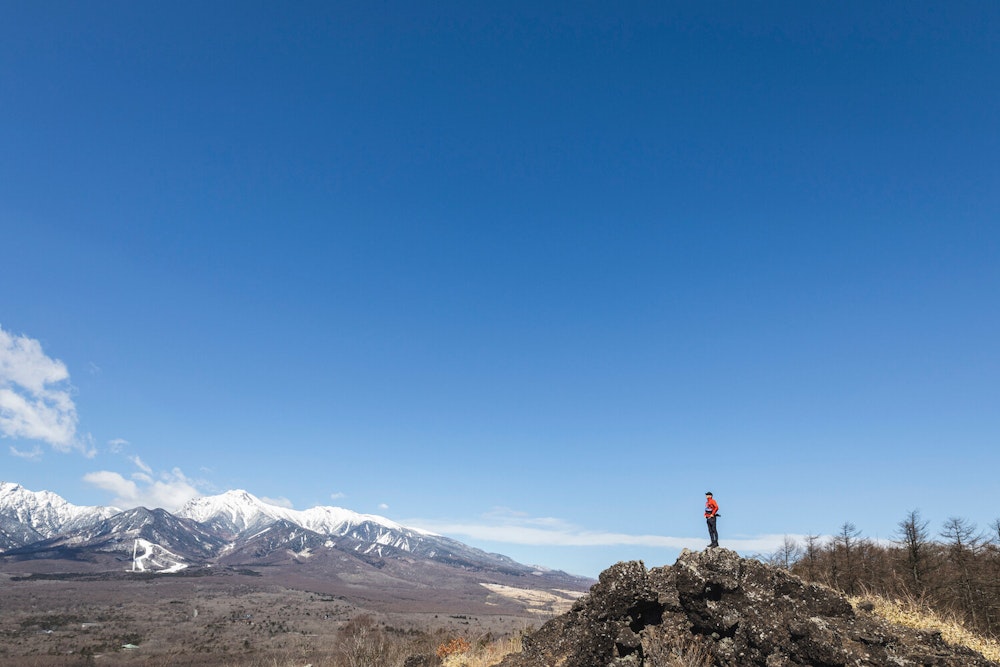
[765,511,1000,639]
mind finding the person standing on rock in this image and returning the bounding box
[704,491,719,548]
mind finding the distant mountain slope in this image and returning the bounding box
[177,489,551,577]
[177,489,428,545]
[175,489,284,537]
[2,506,227,568]
[0,483,590,592]
[0,481,120,550]
[0,520,43,552]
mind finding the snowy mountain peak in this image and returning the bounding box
[176,489,282,536]
[0,480,120,538]
[1,482,590,585]
[176,489,410,540]
[182,489,271,515]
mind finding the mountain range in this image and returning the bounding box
[0,481,589,602]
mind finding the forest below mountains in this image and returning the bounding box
[766,511,1000,640]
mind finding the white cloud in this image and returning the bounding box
[107,438,129,453]
[260,496,294,509]
[330,491,346,500]
[407,508,810,554]
[378,503,389,510]
[9,444,43,460]
[83,466,201,511]
[79,433,98,459]
[129,455,153,475]
[0,325,80,452]
[83,470,139,502]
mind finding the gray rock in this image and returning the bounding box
[496,548,998,667]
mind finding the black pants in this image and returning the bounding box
[706,516,718,546]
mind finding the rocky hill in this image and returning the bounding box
[497,548,998,667]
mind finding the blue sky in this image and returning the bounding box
[2,2,998,578]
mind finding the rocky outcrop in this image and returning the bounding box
[497,548,998,667]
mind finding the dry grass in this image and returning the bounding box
[851,594,1000,663]
[442,632,717,667]
[439,633,523,667]
[0,568,554,666]
[479,583,582,616]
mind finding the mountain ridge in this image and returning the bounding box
[0,481,587,588]
[0,481,121,549]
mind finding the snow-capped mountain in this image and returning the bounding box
[176,489,284,536]
[68,506,226,560]
[178,490,420,537]
[216,519,332,565]
[0,481,120,550]
[5,506,227,571]
[178,489,432,555]
[0,483,588,588]
[179,489,536,573]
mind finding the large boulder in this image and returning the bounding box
[496,548,998,667]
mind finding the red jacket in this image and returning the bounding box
[704,497,718,518]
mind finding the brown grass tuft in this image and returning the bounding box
[439,633,523,667]
[851,594,1000,663]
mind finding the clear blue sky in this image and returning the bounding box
[2,2,998,578]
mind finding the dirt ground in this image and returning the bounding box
[0,569,548,666]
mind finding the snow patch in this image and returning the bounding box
[129,538,188,574]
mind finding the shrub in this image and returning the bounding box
[436,637,470,659]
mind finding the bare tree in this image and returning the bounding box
[988,519,1000,631]
[789,517,1000,637]
[940,517,986,629]
[800,534,824,582]
[335,614,405,667]
[768,535,803,570]
[895,509,932,594]
[941,516,983,552]
[833,522,863,595]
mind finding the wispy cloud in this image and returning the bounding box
[260,496,294,509]
[330,491,346,500]
[408,507,807,554]
[107,438,129,453]
[129,455,153,475]
[9,444,43,460]
[83,465,202,511]
[0,325,81,452]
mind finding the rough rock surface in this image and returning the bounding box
[496,548,998,667]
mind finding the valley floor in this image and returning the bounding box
[0,568,548,666]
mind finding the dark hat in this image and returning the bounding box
[705,491,713,495]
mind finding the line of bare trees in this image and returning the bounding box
[765,511,1000,639]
